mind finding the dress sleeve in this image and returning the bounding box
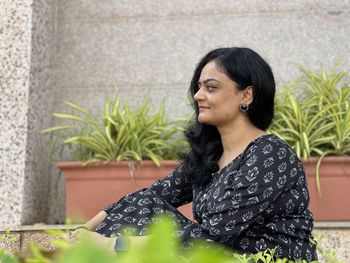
[146,162,193,208]
[102,162,193,214]
[178,139,303,245]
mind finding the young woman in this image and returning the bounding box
[71,47,318,262]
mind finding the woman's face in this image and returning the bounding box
[194,60,247,127]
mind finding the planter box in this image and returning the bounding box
[303,156,350,221]
[58,156,350,223]
[57,160,193,223]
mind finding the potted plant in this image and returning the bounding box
[268,63,350,220]
[44,97,192,222]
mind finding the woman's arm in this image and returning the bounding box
[70,211,107,239]
[84,210,108,231]
[146,162,193,208]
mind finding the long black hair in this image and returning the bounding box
[182,47,276,186]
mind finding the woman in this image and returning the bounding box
[71,47,318,261]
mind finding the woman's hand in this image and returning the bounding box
[69,227,88,241]
[70,228,116,252]
[69,227,150,254]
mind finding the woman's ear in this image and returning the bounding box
[242,86,254,104]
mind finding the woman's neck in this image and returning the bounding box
[217,118,266,168]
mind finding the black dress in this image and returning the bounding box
[95,134,318,262]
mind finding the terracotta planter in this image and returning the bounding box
[57,160,193,222]
[303,156,350,221]
[58,156,350,222]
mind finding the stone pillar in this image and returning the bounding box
[0,0,56,229]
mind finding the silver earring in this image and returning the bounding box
[240,103,249,112]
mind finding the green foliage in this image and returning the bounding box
[269,63,350,158]
[0,249,20,263]
[54,239,116,263]
[268,63,350,195]
[0,230,20,263]
[43,97,190,165]
[311,233,345,263]
[0,230,18,243]
[0,216,332,263]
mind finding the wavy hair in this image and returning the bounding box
[182,47,276,186]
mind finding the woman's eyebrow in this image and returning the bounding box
[198,78,220,85]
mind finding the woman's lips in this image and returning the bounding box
[199,106,210,112]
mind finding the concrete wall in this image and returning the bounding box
[54,0,350,114]
[48,0,350,223]
[1,0,350,227]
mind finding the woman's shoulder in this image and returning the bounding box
[241,134,305,184]
[245,134,299,160]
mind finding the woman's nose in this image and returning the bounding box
[193,88,204,101]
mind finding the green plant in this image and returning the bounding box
[314,234,346,263]
[43,97,190,165]
[0,230,19,263]
[268,63,350,195]
[0,216,327,263]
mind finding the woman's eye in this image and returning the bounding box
[207,85,215,91]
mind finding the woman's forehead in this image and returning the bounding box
[199,61,231,82]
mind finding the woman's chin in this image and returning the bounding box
[198,116,214,125]
[197,116,206,123]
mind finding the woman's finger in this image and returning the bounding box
[70,229,87,242]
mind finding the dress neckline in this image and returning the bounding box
[214,133,274,175]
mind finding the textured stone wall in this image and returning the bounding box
[0,0,56,228]
[21,0,56,225]
[0,0,33,228]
